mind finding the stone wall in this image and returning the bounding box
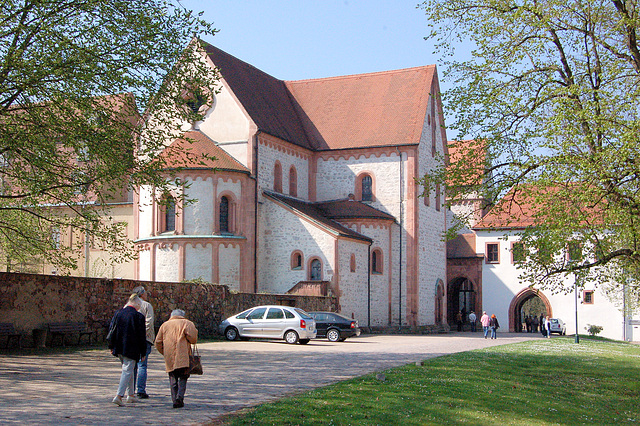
[0,272,336,347]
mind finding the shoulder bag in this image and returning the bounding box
[188,343,203,375]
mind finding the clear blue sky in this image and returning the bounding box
[180,1,443,82]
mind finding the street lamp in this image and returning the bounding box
[574,274,580,344]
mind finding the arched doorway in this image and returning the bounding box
[447,277,476,326]
[508,288,553,332]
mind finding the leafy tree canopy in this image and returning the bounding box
[420,0,640,292]
[0,0,218,272]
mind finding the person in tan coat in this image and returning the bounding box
[155,309,198,408]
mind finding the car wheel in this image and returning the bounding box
[299,339,310,345]
[225,327,239,341]
[327,328,341,342]
[284,330,299,344]
[562,329,566,336]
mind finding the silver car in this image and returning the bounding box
[219,305,317,344]
[548,318,567,335]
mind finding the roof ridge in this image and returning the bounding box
[286,65,436,84]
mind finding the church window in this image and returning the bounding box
[362,175,373,201]
[435,183,441,211]
[371,248,383,274]
[309,258,322,281]
[350,254,356,272]
[219,196,230,234]
[289,166,297,197]
[291,251,303,270]
[274,162,282,192]
[165,197,176,232]
[583,290,594,304]
[486,243,499,263]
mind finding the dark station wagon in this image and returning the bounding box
[308,312,361,342]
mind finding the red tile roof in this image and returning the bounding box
[472,185,602,230]
[263,191,396,242]
[447,139,487,187]
[159,130,249,172]
[203,42,437,151]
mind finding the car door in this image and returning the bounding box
[240,307,267,336]
[313,313,328,336]
[262,307,286,338]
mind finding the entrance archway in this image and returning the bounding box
[447,277,477,326]
[508,288,553,332]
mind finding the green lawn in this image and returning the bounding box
[216,337,640,425]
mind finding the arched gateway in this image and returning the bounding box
[447,277,477,326]
[508,288,553,332]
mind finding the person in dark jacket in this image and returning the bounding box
[109,294,147,406]
[489,314,500,339]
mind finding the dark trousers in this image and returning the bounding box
[168,367,190,403]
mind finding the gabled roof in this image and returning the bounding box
[159,130,249,172]
[203,42,437,151]
[263,191,389,242]
[203,43,312,148]
[287,67,436,150]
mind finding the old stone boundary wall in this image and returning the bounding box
[0,272,337,347]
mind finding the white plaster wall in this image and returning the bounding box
[316,153,401,217]
[335,238,370,325]
[219,243,240,291]
[216,178,242,200]
[258,198,335,293]
[416,107,447,326]
[184,177,214,235]
[155,244,180,282]
[184,243,213,282]
[257,142,310,200]
[476,230,627,340]
[358,224,392,326]
[137,186,155,239]
[197,82,251,167]
[216,141,249,169]
[138,249,151,281]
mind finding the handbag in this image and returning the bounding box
[188,343,203,375]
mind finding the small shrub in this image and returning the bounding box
[585,324,603,336]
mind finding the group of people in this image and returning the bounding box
[108,286,199,408]
[523,314,544,333]
[456,310,500,339]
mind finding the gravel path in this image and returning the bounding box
[0,332,541,425]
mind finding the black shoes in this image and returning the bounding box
[173,398,184,408]
[136,392,149,399]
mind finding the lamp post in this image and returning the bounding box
[574,274,580,344]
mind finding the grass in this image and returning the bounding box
[215,337,640,425]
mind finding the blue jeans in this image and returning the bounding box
[117,356,136,397]
[490,327,497,339]
[483,326,489,338]
[135,341,153,394]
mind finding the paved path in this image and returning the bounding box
[0,333,541,425]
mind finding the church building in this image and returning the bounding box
[134,42,449,329]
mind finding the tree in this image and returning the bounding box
[0,0,218,273]
[420,0,640,293]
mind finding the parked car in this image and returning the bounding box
[308,311,361,342]
[219,305,317,344]
[548,318,566,335]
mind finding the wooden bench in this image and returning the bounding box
[47,322,94,346]
[0,323,22,349]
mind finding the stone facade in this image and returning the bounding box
[0,272,335,346]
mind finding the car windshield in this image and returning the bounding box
[294,308,313,320]
[550,319,560,324]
